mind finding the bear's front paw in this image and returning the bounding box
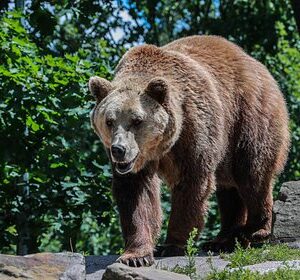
[116,252,154,267]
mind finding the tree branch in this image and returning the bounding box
[291,0,300,34]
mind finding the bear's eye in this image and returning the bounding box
[132,118,142,127]
[106,119,113,127]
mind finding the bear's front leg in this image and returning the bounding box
[112,166,162,267]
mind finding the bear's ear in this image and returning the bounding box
[89,76,112,102]
[145,77,169,105]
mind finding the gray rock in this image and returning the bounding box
[273,181,300,241]
[233,260,300,274]
[58,253,85,280]
[287,240,300,249]
[86,255,118,280]
[0,252,85,280]
[86,254,229,279]
[156,255,229,277]
[102,263,190,280]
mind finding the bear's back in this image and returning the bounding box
[162,35,246,67]
[162,35,283,108]
[161,35,255,95]
[162,35,244,58]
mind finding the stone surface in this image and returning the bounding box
[85,254,229,279]
[288,240,300,249]
[86,255,118,280]
[0,252,299,279]
[273,181,300,240]
[102,263,190,280]
[156,255,229,277]
[0,252,85,280]
[232,260,300,274]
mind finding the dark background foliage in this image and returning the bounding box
[0,0,299,256]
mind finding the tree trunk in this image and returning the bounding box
[16,213,39,255]
[291,0,300,34]
[16,179,39,255]
[147,0,160,45]
[61,221,80,252]
[15,0,24,9]
[0,0,9,11]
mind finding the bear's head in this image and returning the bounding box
[89,76,174,175]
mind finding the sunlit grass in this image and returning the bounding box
[221,243,300,268]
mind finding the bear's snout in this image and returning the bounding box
[111,144,126,161]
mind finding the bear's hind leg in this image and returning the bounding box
[238,178,273,243]
[202,187,248,252]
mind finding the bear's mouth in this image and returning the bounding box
[115,158,136,175]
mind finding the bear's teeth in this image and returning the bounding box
[115,160,134,174]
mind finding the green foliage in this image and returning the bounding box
[0,1,125,57]
[222,243,300,268]
[124,0,296,52]
[206,266,300,280]
[167,240,300,279]
[208,244,300,280]
[170,228,198,279]
[264,23,300,185]
[185,227,198,276]
[0,11,121,255]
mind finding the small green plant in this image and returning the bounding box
[206,265,300,280]
[170,227,199,279]
[160,236,300,279]
[222,243,300,268]
[186,228,199,276]
[117,247,124,255]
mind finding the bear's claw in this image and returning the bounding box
[116,253,154,267]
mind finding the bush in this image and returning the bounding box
[0,11,122,255]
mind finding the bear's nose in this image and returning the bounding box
[111,144,126,160]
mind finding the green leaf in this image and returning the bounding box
[26,116,40,132]
[5,225,17,236]
[50,163,67,169]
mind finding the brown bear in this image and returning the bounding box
[89,35,290,267]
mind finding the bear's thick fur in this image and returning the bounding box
[89,35,290,267]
